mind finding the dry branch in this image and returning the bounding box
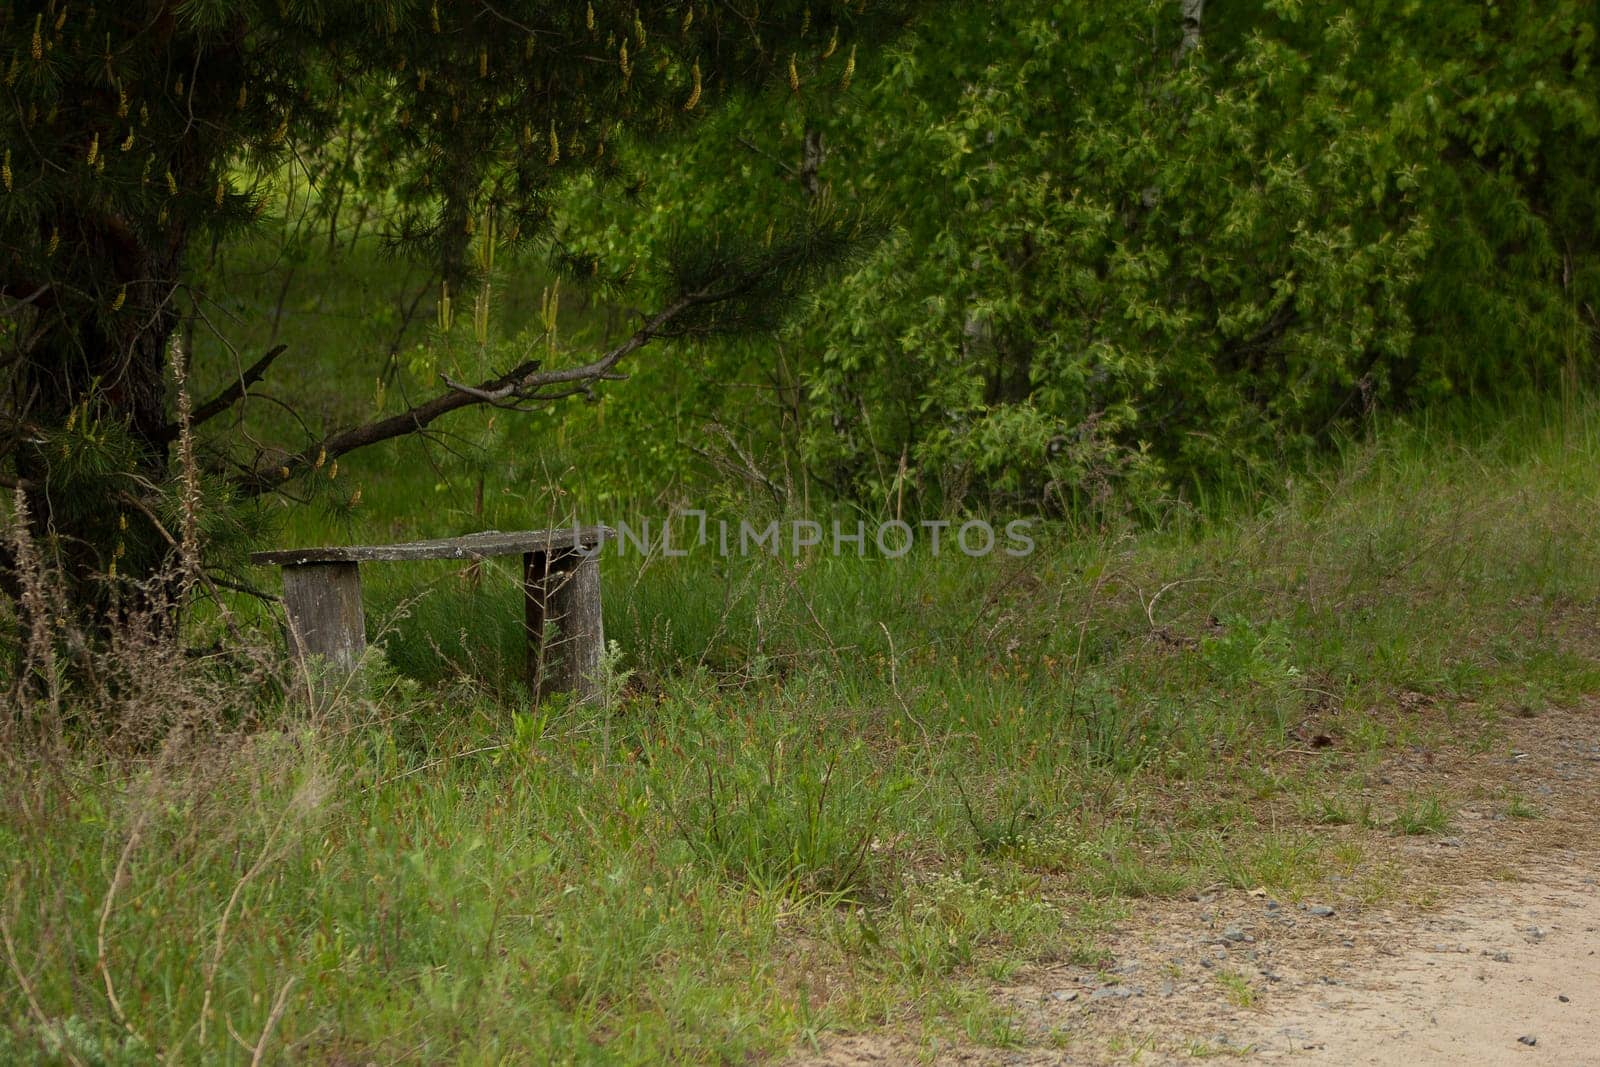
[155,344,289,444]
[234,289,703,496]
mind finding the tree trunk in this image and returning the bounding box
[1175,0,1205,64]
[12,221,185,610]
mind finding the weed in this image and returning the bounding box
[1215,969,1256,1008]
[1392,795,1452,836]
[6,371,1600,1060]
[1505,796,1542,820]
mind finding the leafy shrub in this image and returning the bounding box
[561,0,1599,514]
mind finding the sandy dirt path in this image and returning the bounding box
[790,702,1600,1066]
[1242,865,1600,1062]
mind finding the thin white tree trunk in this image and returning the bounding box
[1176,0,1205,64]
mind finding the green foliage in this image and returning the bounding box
[0,0,892,303]
[0,0,912,599]
[568,0,1599,512]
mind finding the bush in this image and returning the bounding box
[562,0,1600,514]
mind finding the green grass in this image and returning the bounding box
[5,260,1600,1062]
[1391,795,1453,836]
[1215,970,1257,1009]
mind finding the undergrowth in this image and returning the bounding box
[2,394,1598,1063]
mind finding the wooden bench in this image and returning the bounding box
[251,526,612,702]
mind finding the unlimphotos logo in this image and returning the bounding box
[586,513,1036,559]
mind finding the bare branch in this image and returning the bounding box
[154,345,289,444]
[0,285,50,319]
[439,374,541,408]
[235,288,705,496]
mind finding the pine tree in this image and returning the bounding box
[0,0,911,603]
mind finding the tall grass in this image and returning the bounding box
[3,393,1598,1062]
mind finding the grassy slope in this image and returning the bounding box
[4,379,1598,1062]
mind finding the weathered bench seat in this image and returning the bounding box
[252,526,611,702]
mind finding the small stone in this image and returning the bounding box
[1223,927,1251,943]
[1089,986,1133,1002]
[1050,989,1079,1003]
[1488,950,1512,963]
[1559,995,1570,1003]
[1518,1035,1537,1047]
[1306,905,1335,918]
[1266,900,1281,911]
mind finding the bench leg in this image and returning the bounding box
[281,562,367,673]
[523,548,604,704]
